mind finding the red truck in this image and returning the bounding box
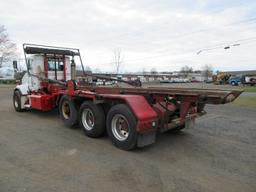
[13,44,243,150]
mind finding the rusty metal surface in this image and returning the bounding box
[76,85,243,104]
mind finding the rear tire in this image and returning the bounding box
[13,90,24,112]
[106,104,137,150]
[59,95,78,127]
[79,101,105,138]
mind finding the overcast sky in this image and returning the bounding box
[1,0,256,72]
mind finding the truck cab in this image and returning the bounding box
[27,55,71,81]
[14,44,79,110]
[18,55,71,94]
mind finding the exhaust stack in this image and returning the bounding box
[71,57,76,80]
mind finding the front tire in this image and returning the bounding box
[13,90,24,112]
[106,104,138,150]
[231,81,236,86]
[59,95,78,127]
[79,101,105,138]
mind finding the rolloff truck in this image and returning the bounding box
[13,44,243,150]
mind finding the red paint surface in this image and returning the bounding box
[40,81,48,87]
[99,94,158,132]
[100,94,157,120]
[47,84,63,93]
[30,94,55,111]
[180,101,191,119]
[67,80,75,96]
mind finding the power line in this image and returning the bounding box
[114,17,256,50]
[92,37,256,66]
[196,37,256,54]
[104,22,256,56]
[84,15,256,48]
[80,5,256,67]
[88,1,253,46]
[83,16,256,61]
[82,17,256,71]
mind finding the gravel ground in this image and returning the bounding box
[0,86,256,192]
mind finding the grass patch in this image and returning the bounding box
[243,86,256,92]
[231,97,256,108]
[0,79,16,84]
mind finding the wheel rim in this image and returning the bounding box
[81,108,95,131]
[111,114,129,141]
[62,101,71,119]
[14,95,19,108]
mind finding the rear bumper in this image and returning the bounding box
[159,111,206,133]
[136,111,206,148]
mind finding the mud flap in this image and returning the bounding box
[137,131,156,147]
[185,118,195,129]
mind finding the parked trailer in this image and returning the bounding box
[13,44,243,150]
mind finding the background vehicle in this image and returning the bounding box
[212,72,231,85]
[13,44,243,150]
[229,77,241,86]
[241,75,256,86]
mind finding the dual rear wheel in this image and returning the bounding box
[79,101,105,138]
[59,97,137,150]
[106,104,137,150]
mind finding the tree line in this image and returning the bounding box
[0,25,17,68]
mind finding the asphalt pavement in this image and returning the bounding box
[0,86,255,192]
